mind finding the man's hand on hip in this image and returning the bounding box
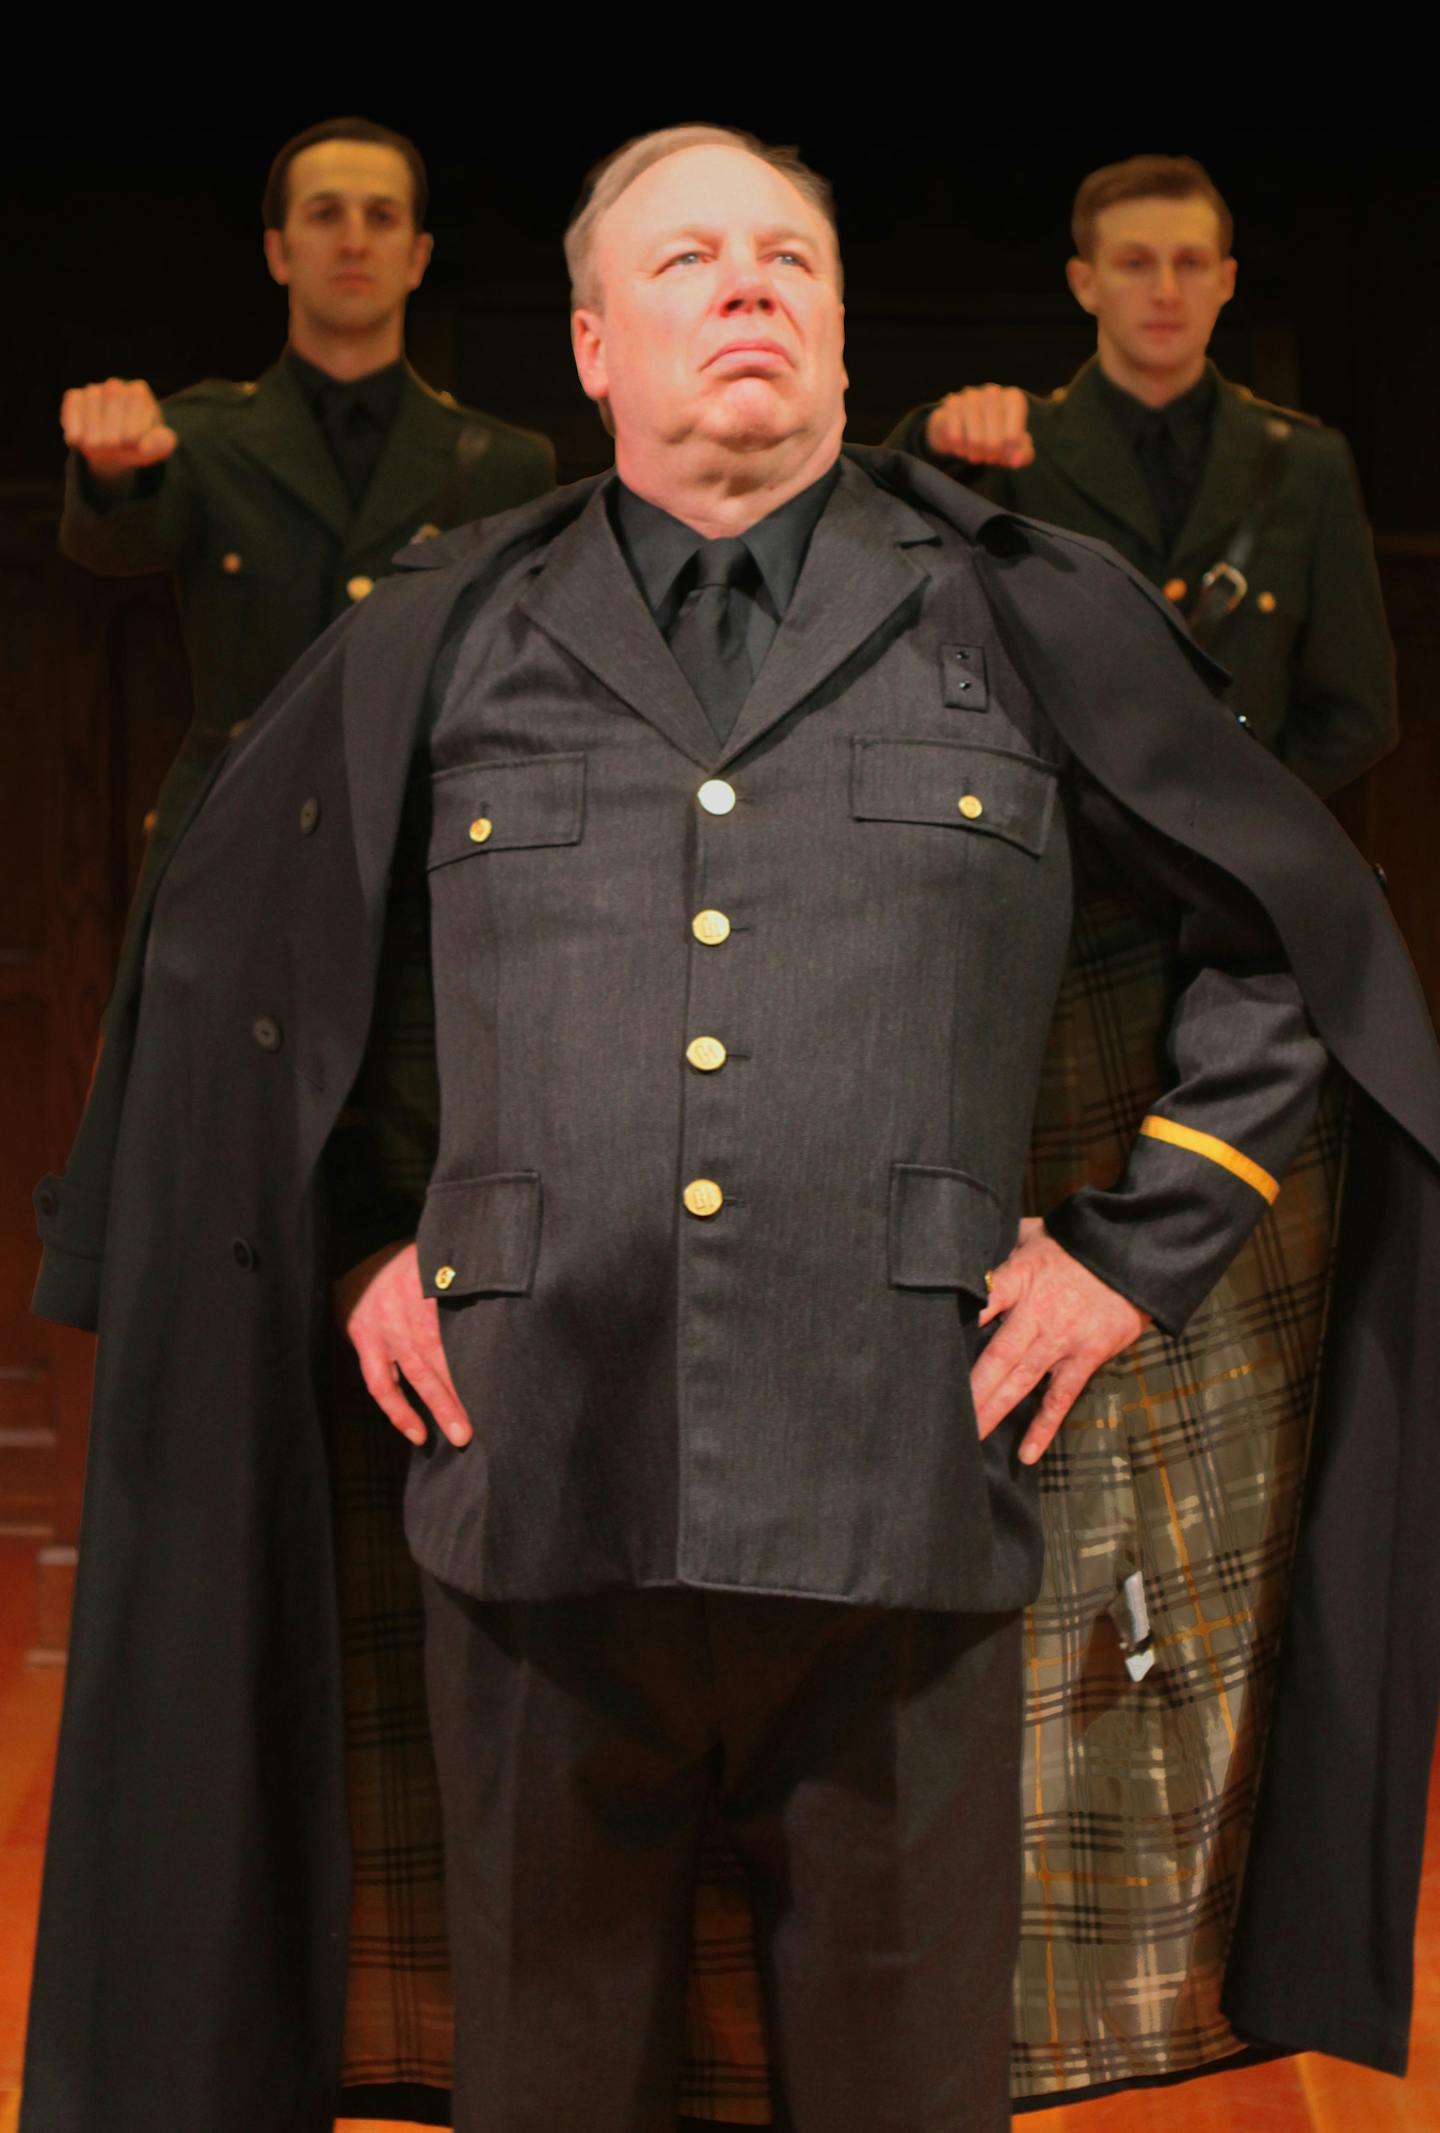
[60,377,179,480]
[971,1218,1148,1465]
[334,1242,474,1449]
[926,384,1035,468]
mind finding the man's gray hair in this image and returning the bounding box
[564,124,841,310]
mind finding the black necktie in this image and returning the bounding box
[667,537,755,744]
[1135,410,1188,556]
[316,387,380,508]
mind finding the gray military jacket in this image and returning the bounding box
[384,453,1324,1610]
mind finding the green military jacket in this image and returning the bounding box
[60,357,555,886]
[892,358,1396,793]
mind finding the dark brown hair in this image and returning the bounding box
[262,118,428,231]
[1072,154,1233,260]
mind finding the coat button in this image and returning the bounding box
[1256,590,1277,614]
[469,817,493,844]
[232,1237,257,1270]
[434,1265,456,1291]
[299,796,320,834]
[697,779,737,816]
[958,794,984,820]
[415,522,441,542]
[1163,576,1187,602]
[221,551,243,575]
[252,1015,282,1052]
[683,1179,724,1218]
[347,574,375,602]
[686,1036,727,1072]
[692,909,731,946]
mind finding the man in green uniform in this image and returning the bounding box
[890,152,1395,794]
[58,115,554,897]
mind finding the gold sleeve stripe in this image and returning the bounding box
[1138,1115,1280,1205]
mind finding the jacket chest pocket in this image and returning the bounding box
[427,752,586,870]
[850,737,1058,856]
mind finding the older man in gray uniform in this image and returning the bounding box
[330,128,1328,2133]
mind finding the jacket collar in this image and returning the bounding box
[234,360,460,555]
[1043,357,1270,568]
[1042,356,1166,555]
[515,450,949,769]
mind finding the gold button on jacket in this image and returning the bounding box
[221,551,243,575]
[469,817,493,845]
[683,1179,725,1218]
[686,1036,727,1072]
[958,794,984,819]
[346,574,375,603]
[692,910,732,946]
[434,1265,456,1291]
[698,779,737,816]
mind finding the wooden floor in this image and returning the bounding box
[1,1535,1435,2133]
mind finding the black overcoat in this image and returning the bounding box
[21,450,1440,2129]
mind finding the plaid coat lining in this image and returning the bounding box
[333,887,1343,2115]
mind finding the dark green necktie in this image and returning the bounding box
[668,537,756,744]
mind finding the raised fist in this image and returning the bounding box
[60,377,179,479]
[926,384,1035,470]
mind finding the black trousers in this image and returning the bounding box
[422,1578,1023,2133]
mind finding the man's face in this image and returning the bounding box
[264,140,432,335]
[1067,195,1236,380]
[571,145,847,458]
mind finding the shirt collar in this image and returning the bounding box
[1095,361,1218,448]
[612,460,842,620]
[285,348,407,428]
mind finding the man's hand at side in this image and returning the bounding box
[926,384,1035,468]
[971,1218,1148,1465]
[335,1242,474,1450]
[60,377,179,482]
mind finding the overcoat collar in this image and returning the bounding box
[514,452,944,769]
[235,360,460,555]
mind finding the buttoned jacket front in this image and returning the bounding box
[406,458,1083,1608]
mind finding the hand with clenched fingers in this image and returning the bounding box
[971,1217,1148,1465]
[335,1241,474,1450]
[926,383,1036,469]
[60,376,180,480]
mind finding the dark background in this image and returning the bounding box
[5,125,1440,519]
[2,124,1438,1654]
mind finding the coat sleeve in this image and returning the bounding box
[1278,430,1398,795]
[58,429,198,577]
[1043,775,1329,1333]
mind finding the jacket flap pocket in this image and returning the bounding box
[428,753,585,869]
[888,1163,1000,1296]
[416,1171,542,1298]
[851,737,1057,856]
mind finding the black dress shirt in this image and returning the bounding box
[286,350,406,508]
[611,462,841,679]
[1094,365,1218,555]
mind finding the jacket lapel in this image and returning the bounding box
[1042,358,1165,557]
[1171,374,1265,573]
[233,362,352,542]
[342,367,460,562]
[517,479,720,766]
[717,455,936,763]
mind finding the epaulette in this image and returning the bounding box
[166,377,261,407]
[1231,383,1323,432]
